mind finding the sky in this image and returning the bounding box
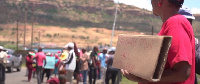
[113,0,200,14]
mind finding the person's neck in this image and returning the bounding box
[160,8,179,23]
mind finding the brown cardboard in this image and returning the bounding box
[112,34,172,82]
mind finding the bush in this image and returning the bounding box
[71,30,76,32]
[46,34,52,37]
[35,37,38,41]
[0,27,4,31]
[86,36,89,39]
[11,32,15,35]
[54,33,57,37]
[79,36,86,39]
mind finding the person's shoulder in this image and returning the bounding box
[164,14,189,29]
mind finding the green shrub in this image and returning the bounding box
[0,27,4,31]
[71,30,76,32]
[79,36,86,39]
[46,34,52,37]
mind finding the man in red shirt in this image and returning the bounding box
[34,48,46,84]
[121,0,195,84]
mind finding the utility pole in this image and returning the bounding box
[38,32,40,48]
[16,20,19,51]
[152,26,154,35]
[110,0,119,47]
[31,19,34,50]
[24,1,27,50]
[31,2,35,50]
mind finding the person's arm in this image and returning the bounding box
[122,61,191,83]
[98,54,101,67]
[80,55,86,62]
[4,52,8,63]
[44,57,47,67]
[92,56,97,67]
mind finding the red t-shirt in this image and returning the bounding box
[35,52,46,66]
[140,14,195,84]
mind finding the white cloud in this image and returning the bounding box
[191,8,200,14]
[113,0,152,11]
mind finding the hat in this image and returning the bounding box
[0,46,4,50]
[28,52,35,56]
[108,47,116,52]
[179,6,195,20]
[65,42,74,49]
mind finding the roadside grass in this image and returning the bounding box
[121,75,137,84]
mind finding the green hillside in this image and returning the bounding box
[0,0,200,49]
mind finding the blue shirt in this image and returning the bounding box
[98,53,107,68]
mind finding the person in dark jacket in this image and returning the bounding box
[105,47,119,84]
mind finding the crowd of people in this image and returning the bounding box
[25,42,121,84]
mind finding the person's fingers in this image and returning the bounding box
[124,70,130,79]
[121,69,125,75]
[124,70,131,79]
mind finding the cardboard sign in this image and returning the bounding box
[113,34,172,82]
[44,56,55,69]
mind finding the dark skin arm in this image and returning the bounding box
[44,58,47,67]
[122,61,191,83]
[92,57,97,67]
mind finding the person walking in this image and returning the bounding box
[41,52,55,83]
[105,47,119,84]
[122,0,196,84]
[63,42,76,84]
[80,48,90,84]
[34,48,46,84]
[0,46,7,84]
[89,46,99,84]
[25,52,35,82]
[98,48,108,83]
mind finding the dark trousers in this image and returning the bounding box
[36,66,43,84]
[28,67,32,81]
[105,68,118,84]
[195,74,198,84]
[41,69,51,82]
[0,64,5,84]
[89,67,97,84]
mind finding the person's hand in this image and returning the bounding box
[121,69,149,83]
[93,64,97,68]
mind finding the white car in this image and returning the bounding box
[5,49,22,73]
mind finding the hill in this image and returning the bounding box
[0,0,200,49]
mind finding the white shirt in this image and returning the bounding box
[64,50,76,72]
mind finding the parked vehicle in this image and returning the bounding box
[5,49,22,73]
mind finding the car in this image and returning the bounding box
[5,49,22,73]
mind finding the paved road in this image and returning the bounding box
[6,68,39,84]
[5,68,103,84]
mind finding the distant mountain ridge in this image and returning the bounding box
[0,0,200,49]
[1,0,199,32]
